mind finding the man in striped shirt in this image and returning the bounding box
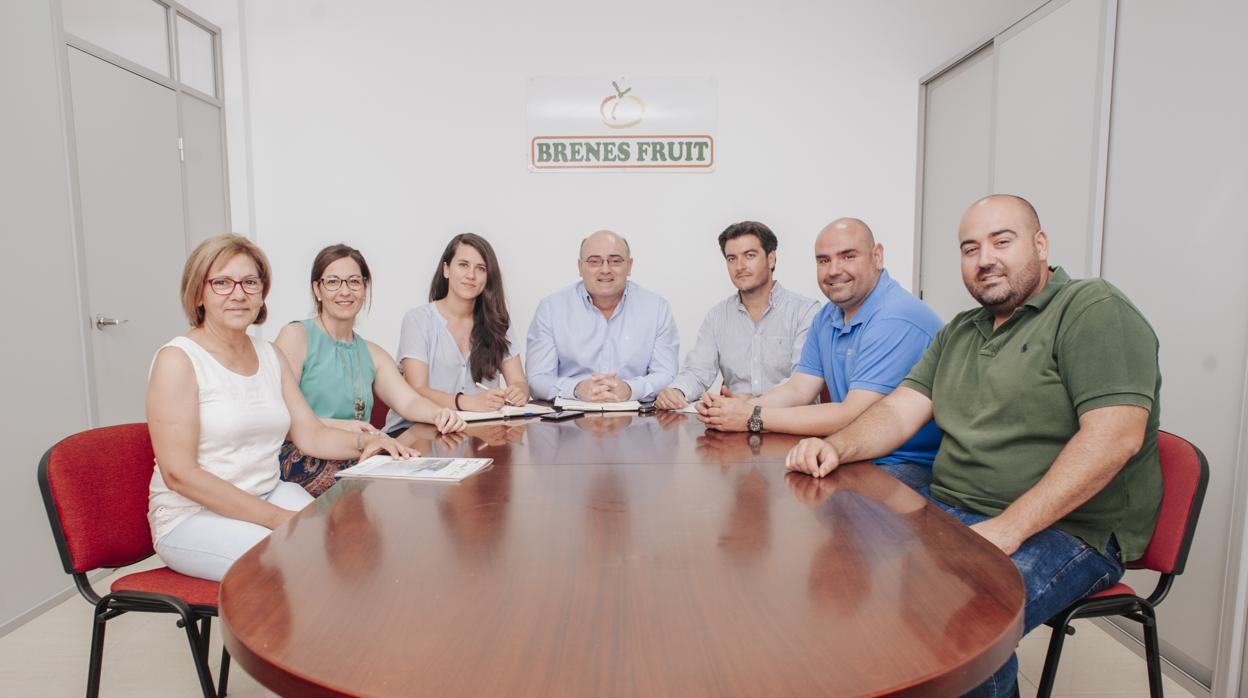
[656,221,820,409]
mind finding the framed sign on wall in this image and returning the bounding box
[527,76,717,172]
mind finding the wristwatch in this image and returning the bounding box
[747,405,764,433]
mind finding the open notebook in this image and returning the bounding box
[458,403,555,422]
[553,398,643,412]
[335,454,492,482]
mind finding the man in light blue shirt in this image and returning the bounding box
[526,230,679,402]
[655,221,820,409]
[699,218,943,481]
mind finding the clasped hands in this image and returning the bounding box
[574,373,632,402]
[667,386,754,432]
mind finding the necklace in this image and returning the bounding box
[321,316,367,421]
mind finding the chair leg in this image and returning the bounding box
[1142,606,1165,698]
[1036,618,1072,698]
[218,647,231,697]
[178,611,218,698]
[85,605,108,698]
[200,617,212,663]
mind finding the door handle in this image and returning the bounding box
[95,315,129,330]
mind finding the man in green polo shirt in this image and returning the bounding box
[785,194,1162,698]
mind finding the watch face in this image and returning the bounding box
[747,434,762,454]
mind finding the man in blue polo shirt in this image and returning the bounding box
[699,217,942,487]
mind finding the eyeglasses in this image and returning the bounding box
[319,276,367,292]
[206,276,263,295]
[582,256,628,269]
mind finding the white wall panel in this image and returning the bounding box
[1100,0,1248,688]
[992,0,1106,278]
[918,45,994,321]
[0,0,92,633]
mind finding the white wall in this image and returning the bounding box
[180,0,253,236]
[0,0,93,631]
[0,0,250,635]
[243,0,1036,356]
[1099,0,1248,689]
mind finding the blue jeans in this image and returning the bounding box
[919,488,1125,698]
[877,460,934,491]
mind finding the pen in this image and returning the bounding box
[476,381,517,406]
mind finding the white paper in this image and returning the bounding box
[554,398,642,412]
[457,403,555,422]
[335,455,493,482]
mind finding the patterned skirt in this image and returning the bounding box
[279,440,358,497]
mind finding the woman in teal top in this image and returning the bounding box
[296,316,376,422]
[275,244,466,495]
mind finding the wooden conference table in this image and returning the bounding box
[220,412,1024,697]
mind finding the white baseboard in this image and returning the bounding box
[0,569,113,639]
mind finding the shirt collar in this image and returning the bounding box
[970,265,1070,337]
[578,280,632,315]
[735,280,783,313]
[1024,266,1070,311]
[829,269,892,330]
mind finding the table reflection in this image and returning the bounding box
[526,413,679,465]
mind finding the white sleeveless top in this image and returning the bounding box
[148,335,291,545]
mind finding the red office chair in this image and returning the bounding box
[38,423,230,698]
[370,386,390,431]
[1036,431,1209,698]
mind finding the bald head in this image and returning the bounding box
[578,229,633,304]
[817,217,876,248]
[964,194,1041,235]
[813,217,884,319]
[958,194,1050,319]
[579,230,631,259]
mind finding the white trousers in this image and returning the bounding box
[154,481,313,582]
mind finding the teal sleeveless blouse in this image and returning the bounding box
[296,318,376,421]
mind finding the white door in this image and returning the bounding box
[68,46,189,425]
[917,45,994,322]
[180,92,229,249]
[992,0,1109,278]
[918,0,1111,321]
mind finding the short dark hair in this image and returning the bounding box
[718,221,778,256]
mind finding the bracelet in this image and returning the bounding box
[354,432,365,453]
[454,392,465,410]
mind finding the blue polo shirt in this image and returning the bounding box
[796,270,944,466]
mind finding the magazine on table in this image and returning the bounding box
[334,454,493,482]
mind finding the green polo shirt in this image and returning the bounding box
[900,267,1162,561]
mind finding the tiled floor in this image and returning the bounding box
[0,560,1204,697]
[1015,619,1200,698]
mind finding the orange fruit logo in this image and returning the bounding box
[600,80,645,129]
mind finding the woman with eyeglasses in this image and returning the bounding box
[384,233,529,434]
[274,244,466,496]
[146,235,414,581]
